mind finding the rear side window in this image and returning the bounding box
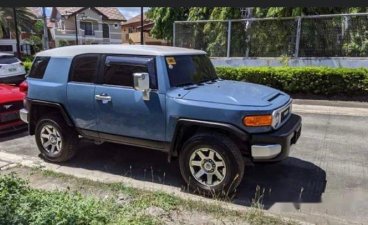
[70,54,99,83]
[103,64,148,87]
[28,57,50,79]
[0,55,19,64]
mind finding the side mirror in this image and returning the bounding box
[133,72,151,101]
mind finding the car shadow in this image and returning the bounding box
[0,129,28,142]
[57,141,326,209]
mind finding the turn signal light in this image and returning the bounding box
[243,115,272,127]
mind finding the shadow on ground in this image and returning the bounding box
[55,141,326,209]
[0,128,28,142]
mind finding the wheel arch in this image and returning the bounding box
[28,99,74,135]
[168,118,250,162]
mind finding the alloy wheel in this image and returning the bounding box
[189,148,227,186]
[40,124,62,155]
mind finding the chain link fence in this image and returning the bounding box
[174,13,368,57]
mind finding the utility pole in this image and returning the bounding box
[74,14,79,45]
[66,11,79,45]
[241,7,253,57]
[12,7,21,59]
[42,7,49,50]
[140,7,144,45]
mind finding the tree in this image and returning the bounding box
[0,7,35,38]
[25,20,44,53]
[146,7,189,42]
[203,8,244,56]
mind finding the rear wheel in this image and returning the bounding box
[179,132,245,196]
[35,115,78,162]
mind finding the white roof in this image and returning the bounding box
[36,45,206,57]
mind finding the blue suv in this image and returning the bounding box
[20,45,302,194]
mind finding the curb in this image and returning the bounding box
[292,103,368,116]
[0,151,312,225]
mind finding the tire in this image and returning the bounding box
[179,132,245,196]
[35,114,78,162]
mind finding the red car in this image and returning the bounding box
[0,82,27,134]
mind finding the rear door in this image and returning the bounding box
[94,55,166,141]
[66,54,100,133]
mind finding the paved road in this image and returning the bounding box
[0,110,367,225]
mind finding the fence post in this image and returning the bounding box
[227,20,232,57]
[173,22,176,46]
[294,16,302,57]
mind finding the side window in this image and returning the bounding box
[103,63,148,87]
[28,57,50,79]
[70,54,99,83]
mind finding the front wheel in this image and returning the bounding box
[179,132,245,196]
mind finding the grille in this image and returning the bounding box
[280,105,291,124]
[0,101,23,124]
[0,111,20,123]
[272,99,292,129]
[0,101,23,113]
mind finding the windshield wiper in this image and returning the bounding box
[199,78,217,84]
[176,82,196,87]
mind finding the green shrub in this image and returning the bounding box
[22,55,34,63]
[23,61,32,73]
[0,174,157,225]
[216,66,368,96]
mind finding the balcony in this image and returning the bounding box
[52,28,122,44]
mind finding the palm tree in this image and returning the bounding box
[0,7,35,38]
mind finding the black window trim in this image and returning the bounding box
[97,54,158,90]
[68,53,101,84]
[28,56,51,79]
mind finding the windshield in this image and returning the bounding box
[0,55,19,64]
[165,55,218,87]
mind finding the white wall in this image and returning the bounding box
[211,57,368,68]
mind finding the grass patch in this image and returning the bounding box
[0,173,158,225]
[0,169,299,225]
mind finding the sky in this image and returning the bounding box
[45,7,150,20]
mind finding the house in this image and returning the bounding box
[0,7,42,55]
[121,14,169,45]
[49,7,126,47]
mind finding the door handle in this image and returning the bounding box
[95,94,112,102]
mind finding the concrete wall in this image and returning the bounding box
[211,57,368,68]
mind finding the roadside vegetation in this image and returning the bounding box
[0,168,299,225]
[216,66,368,96]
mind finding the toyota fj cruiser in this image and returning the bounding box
[20,45,302,194]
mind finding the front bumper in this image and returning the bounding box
[250,113,302,162]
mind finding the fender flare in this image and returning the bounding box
[28,99,74,134]
[168,118,249,162]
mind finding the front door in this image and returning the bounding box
[94,55,166,141]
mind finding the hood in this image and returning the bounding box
[0,84,25,104]
[179,80,287,107]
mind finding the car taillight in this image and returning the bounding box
[19,80,28,93]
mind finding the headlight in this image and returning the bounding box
[243,115,272,127]
[271,110,281,128]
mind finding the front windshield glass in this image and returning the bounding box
[165,55,218,87]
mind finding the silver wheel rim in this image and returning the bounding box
[189,148,226,187]
[40,124,62,155]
